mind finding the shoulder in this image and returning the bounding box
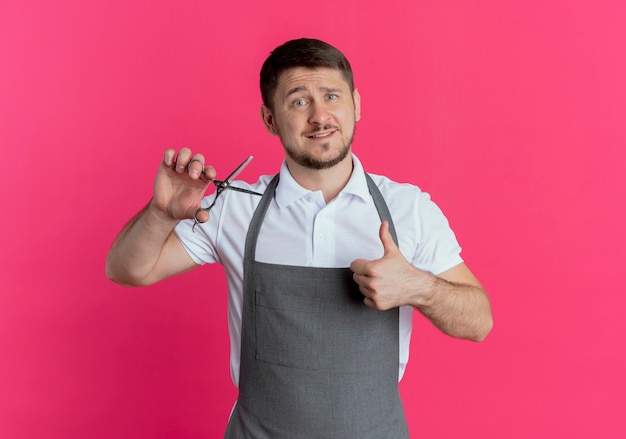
[367,172,462,272]
[174,173,277,264]
[229,173,277,193]
[366,172,433,207]
[217,173,276,218]
[366,171,456,240]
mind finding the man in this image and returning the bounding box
[106,38,492,438]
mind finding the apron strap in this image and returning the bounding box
[364,173,398,247]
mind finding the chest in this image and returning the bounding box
[255,193,386,266]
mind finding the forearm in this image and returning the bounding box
[105,200,182,286]
[413,275,493,342]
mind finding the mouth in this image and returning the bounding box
[306,129,336,139]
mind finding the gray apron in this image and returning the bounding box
[225,174,410,438]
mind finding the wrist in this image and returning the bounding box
[410,271,439,309]
[146,199,180,229]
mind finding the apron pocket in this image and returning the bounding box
[255,291,322,370]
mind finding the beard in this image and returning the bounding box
[283,124,356,170]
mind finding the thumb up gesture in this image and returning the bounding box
[350,221,434,311]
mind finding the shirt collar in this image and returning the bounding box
[275,154,370,208]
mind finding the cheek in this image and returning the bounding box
[279,115,303,135]
[337,109,355,127]
[335,105,352,120]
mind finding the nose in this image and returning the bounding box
[308,101,331,126]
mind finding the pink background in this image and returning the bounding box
[1,1,625,438]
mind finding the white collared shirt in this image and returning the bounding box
[175,155,463,386]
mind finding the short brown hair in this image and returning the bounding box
[260,38,355,110]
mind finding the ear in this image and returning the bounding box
[353,89,361,122]
[260,104,278,135]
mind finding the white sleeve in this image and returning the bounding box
[411,190,463,275]
[174,193,221,265]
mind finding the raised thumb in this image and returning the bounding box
[379,220,397,255]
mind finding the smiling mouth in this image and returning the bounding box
[307,130,335,139]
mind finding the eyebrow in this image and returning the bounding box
[285,86,341,98]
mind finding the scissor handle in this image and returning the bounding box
[192,192,220,231]
[191,156,255,233]
[191,208,207,232]
[194,206,210,220]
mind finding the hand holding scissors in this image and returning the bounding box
[192,155,262,232]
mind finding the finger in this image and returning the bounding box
[174,147,192,173]
[379,221,398,255]
[352,272,366,286]
[354,278,372,296]
[163,148,176,166]
[200,164,217,182]
[350,258,368,275]
[187,153,206,179]
[193,208,210,224]
[363,296,376,309]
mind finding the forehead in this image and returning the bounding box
[275,67,350,97]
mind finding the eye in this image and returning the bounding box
[293,98,307,107]
[327,94,338,101]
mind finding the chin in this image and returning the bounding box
[291,145,351,170]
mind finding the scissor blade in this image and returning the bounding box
[224,155,254,184]
[227,186,263,196]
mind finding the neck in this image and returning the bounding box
[286,155,354,203]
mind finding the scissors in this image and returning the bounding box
[192,155,262,232]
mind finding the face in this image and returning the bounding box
[261,67,361,170]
